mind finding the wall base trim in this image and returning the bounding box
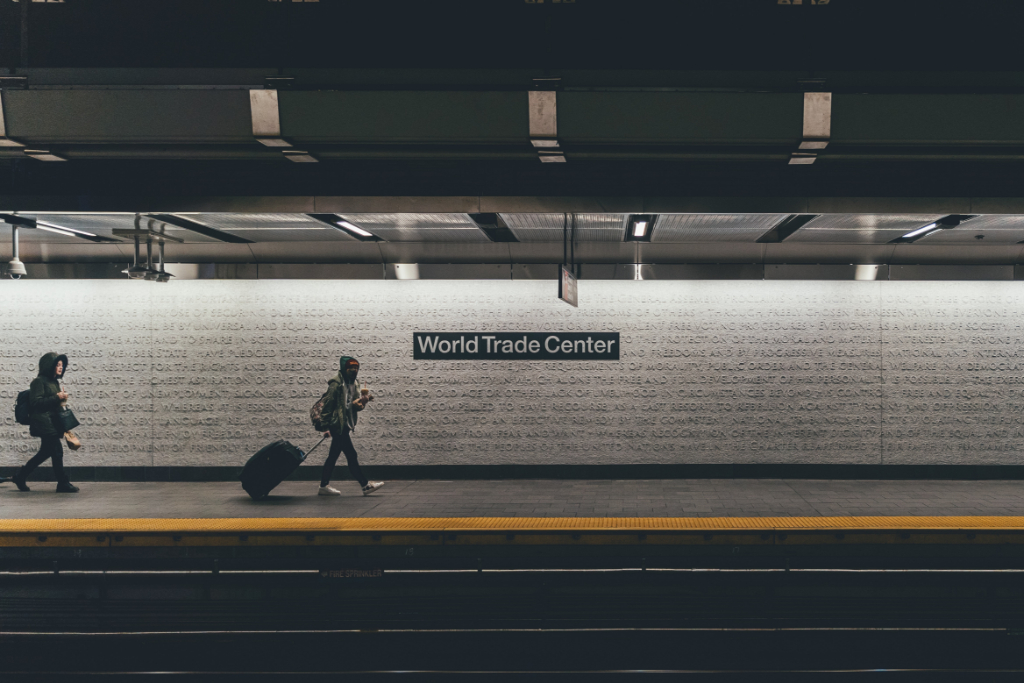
[5,464,1024,482]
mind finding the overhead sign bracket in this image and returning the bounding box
[0,90,24,149]
[250,89,317,162]
[790,91,831,165]
[529,78,565,163]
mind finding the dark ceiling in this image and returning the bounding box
[3,2,1024,210]
[2,0,1024,73]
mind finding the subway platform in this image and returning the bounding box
[2,478,1024,572]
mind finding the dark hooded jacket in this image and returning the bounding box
[322,355,362,431]
[29,352,68,438]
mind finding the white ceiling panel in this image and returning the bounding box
[653,214,786,242]
[499,213,626,242]
[343,213,487,242]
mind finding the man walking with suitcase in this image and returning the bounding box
[318,355,384,496]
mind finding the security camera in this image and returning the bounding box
[123,264,148,279]
[7,257,26,280]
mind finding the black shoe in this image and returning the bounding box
[12,473,30,492]
[55,482,79,493]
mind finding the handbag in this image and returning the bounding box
[56,408,80,432]
[54,382,80,432]
[64,431,82,451]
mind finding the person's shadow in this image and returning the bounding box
[238,494,303,505]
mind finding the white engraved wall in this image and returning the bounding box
[1,279,1022,467]
[0,281,154,465]
[881,282,1024,465]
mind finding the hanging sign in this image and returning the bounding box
[414,332,619,360]
[558,265,578,307]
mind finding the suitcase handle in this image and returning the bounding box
[306,435,328,458]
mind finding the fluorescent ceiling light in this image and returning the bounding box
[148,214,254,244]
[900,223,938,239]
[337,220,374,238]
[890,215,978,245]
[625,214,656,242]
[35,224,78,237]
[0,213,119,243]
[36,220,99,238]
[306,214,380,241]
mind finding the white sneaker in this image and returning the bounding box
[362,481,385,496]
[318,485,342,496]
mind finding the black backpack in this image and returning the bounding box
[14,390,31,426]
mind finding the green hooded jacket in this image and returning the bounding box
[321,355,362,431]
[29,352,68,438]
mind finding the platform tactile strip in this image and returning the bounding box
[2,516,1024,534]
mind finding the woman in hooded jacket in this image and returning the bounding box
[12,352,79,493]
[317,355,384,496]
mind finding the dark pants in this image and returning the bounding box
[322,424,367,487]
[20,436,67,483]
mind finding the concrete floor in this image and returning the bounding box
[2,478,1023,519]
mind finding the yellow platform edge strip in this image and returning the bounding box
[1,516,1024,534]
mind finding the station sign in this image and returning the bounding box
[414,332,619,361]
[558,265,578,307]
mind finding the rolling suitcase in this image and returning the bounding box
[240,436,326,500]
